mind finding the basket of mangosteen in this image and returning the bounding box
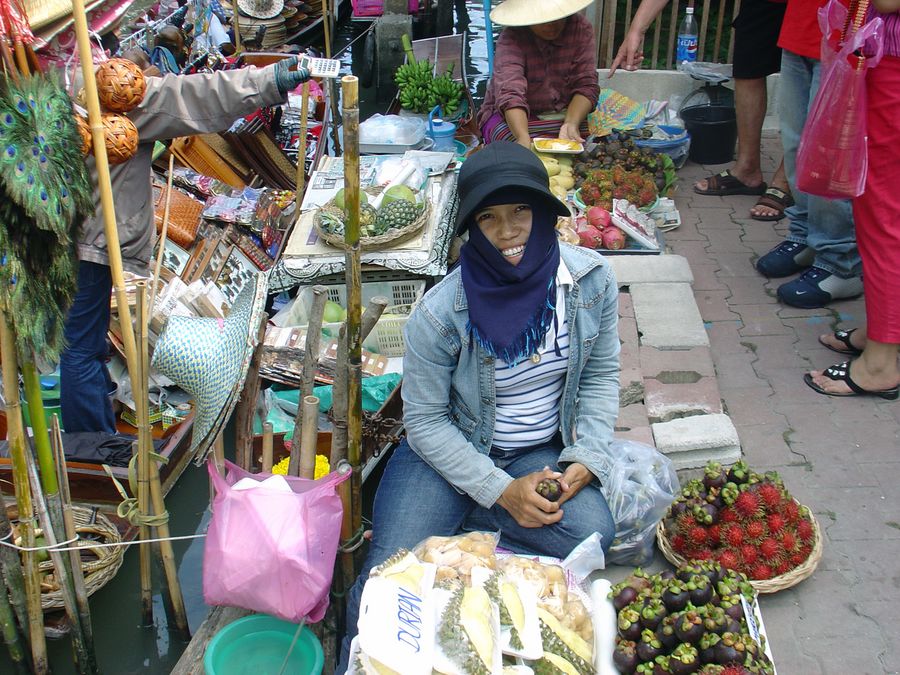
[656,460,822,594]
[610,561,777,674]
[315,184,431,251]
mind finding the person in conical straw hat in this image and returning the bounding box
[476,0,600,148]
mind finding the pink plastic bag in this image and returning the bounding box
[203,460,349,623]
[796,0,883,199]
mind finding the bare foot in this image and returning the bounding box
[807,359,900,394]
[819,329,865,354]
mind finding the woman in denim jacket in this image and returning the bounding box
[341,142,619,669]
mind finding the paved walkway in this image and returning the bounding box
[607,133,898,675]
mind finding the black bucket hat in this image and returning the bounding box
[455,141,571,233]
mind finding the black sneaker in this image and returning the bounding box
[756,241,815,278]
[777,267,864,308]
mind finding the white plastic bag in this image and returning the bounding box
[600,440,679,565]
[359,114,426,146]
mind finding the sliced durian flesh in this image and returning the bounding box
[460,586,494,671]
[536,651,581,675]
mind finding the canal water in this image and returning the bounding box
[0,3,493,672]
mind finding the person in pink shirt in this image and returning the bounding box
[476,0,600,147]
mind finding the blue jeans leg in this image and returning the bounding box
[779,50,860,278]
[60,261,117,434]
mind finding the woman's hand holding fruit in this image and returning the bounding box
[497,467,564,528]
[556,462,592,506]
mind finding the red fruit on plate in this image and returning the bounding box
[576,223,604,249]
[586,205,611,229]
[601,226,626,250]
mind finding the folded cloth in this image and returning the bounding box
[588,88,646,137]
[0,432,164,467]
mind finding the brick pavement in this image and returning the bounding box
[606,133,899,674]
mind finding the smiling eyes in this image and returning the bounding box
[475,204,532,223]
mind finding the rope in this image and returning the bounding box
[102,452,172,528]
[331,23,375,61]
[338,526,366,553]
[0,532,207,553]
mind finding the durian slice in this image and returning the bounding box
[536,651,580,675]
[372,551,425,593]
[354,651,402,675]
[461,586,495,671]
[537,608,594,673]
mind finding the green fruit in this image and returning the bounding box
[323,301,346,323]
[376,200,419,233]
[382,184,417,206]
[334,188,368,211]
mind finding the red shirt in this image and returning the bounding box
[476,14,599,129]
[778,0,848,58]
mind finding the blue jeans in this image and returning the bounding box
[60,261,117,434]
[779,50,861,278]
[338,438,615,672]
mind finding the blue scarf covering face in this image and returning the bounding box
[460,189,561,365]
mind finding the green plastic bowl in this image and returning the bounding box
[204,615,324,675]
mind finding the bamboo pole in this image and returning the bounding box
[133,282,154,625]
[231,0,242,52]
[150,154,176,313]
[298,396,320,479]
[261,422,274,473]
[0,490,30,674]
[23,449,95,673]
[234,314,268,471]
[295,81,311,202]
[0,312,47,673]
[137,283,191,641]
[19,365,58,495]
[289,286,326,476]
[50,418,96,670]
[321,0,332,58]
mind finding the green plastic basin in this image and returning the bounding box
[204,615,324,675]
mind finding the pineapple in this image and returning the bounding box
[375,199,419,234]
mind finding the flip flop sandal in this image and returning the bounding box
[818,328,863,356]
[803,361,900,400]
[751,187,795,222]
[693,170,768,196]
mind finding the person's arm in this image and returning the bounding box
[559,93,594,142]
[609,0,670,76]
[558,265,621,489]
[504,107,533,148]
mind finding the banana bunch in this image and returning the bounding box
[395,59,465,115]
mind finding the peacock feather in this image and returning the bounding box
[0,72,93,242]
[0,71,94,363]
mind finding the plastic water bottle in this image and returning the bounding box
[676,7,699,67]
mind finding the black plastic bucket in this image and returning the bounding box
[680,105,737,165]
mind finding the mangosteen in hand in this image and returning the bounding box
[669,643,701,675]
[536,478,562,501]
[673,610,704,645]
[613,638,640,674]
[636,628,664,662]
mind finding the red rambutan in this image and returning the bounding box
[675,511,699,535]
[797,518,814,544]
[688,525,709,548]
[780,499,800,524]
[766,512,787,534]
[734,490,762,520]
[755,481,784,511]
[720,666,752,675]
[779,530,799,553]
[671,533,687,553]
[791,545,812,567]
[744,520,768,543]
[775,560,793,576]
[758,537,782,561]
[691,548,713,561]
[721,523,744,548]
[707,524,722,546]
[750,562,774,580]
[719,506,739,524]
[717,549,741,571]
[739,544,758,566]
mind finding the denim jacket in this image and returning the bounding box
[401,243,620,509]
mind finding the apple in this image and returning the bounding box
[586,206,611,229]
[601,226,627,250]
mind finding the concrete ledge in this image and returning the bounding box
[608,255,694,286]
[651,413,741,469]
[631,282,709,348]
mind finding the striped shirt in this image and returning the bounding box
[492,261,573,450]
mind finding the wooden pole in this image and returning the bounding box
[261,422,274,473]
[298,396,320,479]
[295,81,311,202]
[0,312,47,673]
[0,571,28,674]
[0,491,30,674]
[150,154,176,313]
[231,0,242,52]
[133,282,154,625]
[289,286,326,477]
[137,283,191,640]
[50,418,96,670]
[234,313,268,471]
[321,0,332,58]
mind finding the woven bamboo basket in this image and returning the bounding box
[101,113,139,165]
[10,506,126,611]
[656,501,823,594]
[95,58,146,113]
[314,186,430,252]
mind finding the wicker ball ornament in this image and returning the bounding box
[95,58,146,113]
[74,114,92,156]
[101,113,139,165]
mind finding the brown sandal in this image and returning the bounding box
[694,170,767,196]
[751,187,794,221]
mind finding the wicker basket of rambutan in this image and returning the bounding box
[657,460,822,593]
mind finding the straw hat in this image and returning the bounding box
[151,273,268,461]
[490,0,593,26]
[237,0,285,19]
